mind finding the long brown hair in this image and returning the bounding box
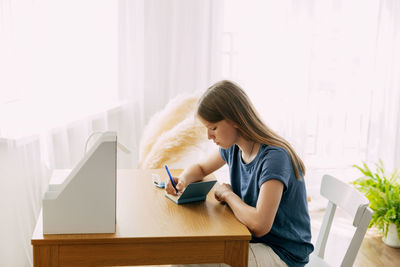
[197,80,305,180]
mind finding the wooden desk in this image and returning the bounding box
[31,169,251,266]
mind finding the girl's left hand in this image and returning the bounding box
[214,183,233,203]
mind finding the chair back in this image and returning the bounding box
[309,174,373,267]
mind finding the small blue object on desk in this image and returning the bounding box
[153,180,165,188]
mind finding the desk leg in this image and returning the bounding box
[224,240,249,267]
[33,245,59,267]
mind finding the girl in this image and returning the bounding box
[166,80,314,267]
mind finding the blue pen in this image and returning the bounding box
[165,165,178,194]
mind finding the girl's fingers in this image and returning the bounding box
[165,177,182,195]
[176,180,186,192]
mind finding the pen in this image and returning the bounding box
[165,165,178,194]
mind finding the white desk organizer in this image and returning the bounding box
[43,131,117,234]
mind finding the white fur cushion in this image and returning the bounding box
[138,93,208,169]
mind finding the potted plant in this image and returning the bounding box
[351,160,400,248]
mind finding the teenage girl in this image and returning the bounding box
[166,80,314,267]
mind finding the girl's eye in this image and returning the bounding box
[211,127,217,131]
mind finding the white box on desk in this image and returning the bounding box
[42,132,117,234]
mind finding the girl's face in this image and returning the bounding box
[198,116,239,149]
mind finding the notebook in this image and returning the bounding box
[165,180,217,204]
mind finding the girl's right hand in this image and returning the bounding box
[165,177,187,195]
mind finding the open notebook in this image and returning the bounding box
[165,180,217,204]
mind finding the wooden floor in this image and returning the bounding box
[309,209,400,266]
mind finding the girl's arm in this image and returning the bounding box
[215,179,283,237]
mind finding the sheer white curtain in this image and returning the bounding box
[0,1,119,266]
[119,0,222,126]
[0,0,222,266]
[118,0,223,171]
[367,0,400,171]
[223,0,400,208]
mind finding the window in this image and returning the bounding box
[222,0,381,199]
[0,0,118,139]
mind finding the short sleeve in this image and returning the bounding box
[219,147,228,163]
[258,148,292,192]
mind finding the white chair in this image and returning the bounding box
[307,175,373,267]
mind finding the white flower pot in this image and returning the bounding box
[382,223,400,248]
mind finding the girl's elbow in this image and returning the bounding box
[251,223,271,237]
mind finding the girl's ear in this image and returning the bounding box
[227,120,239,129]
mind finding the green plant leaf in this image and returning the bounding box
[351,160,400,235]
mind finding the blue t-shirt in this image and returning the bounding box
[220,144,314,267]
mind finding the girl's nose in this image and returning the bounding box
[207,129,214,140]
